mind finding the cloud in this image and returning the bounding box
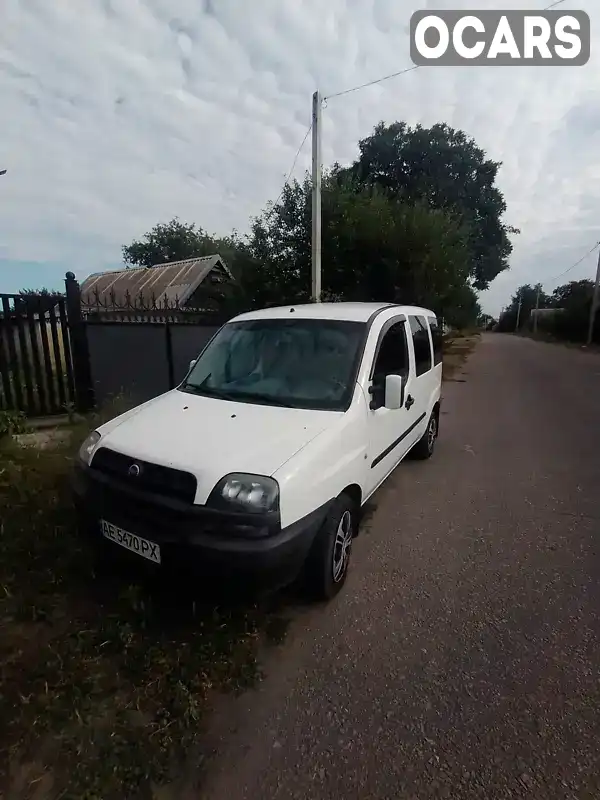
[0,0,598,313]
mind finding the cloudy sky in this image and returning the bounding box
[0,0,598,315]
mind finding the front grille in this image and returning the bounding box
[90,447,197,504]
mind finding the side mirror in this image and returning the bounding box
[384,374,404,410]
[189,359,197,373]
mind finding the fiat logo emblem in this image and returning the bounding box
[128,463,141,478]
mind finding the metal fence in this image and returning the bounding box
[1,274,230,417]
[0,292,76,415]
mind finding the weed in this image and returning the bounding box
[0,409,29,440]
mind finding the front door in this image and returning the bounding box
[366,318,424,496]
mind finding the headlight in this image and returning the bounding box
[208,473,279,514]
[78,431,101,466]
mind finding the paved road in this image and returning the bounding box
[201,335,600,800]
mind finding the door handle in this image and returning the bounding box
[405,394,415,410]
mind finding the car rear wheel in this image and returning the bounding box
[304,493,356,601]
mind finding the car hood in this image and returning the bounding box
[95,389,338,503]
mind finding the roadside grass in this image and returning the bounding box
[443,331,480,381]
[515,329,600,353]
[0,418,279,799]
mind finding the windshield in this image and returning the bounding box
[180,318,366,411]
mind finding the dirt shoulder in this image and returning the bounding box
[442,331,480,381]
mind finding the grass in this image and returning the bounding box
[442,330,480,381]
[0,414,284,799]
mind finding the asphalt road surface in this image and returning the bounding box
[201,334,600,800]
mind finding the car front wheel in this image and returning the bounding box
[305,493,356,601]
[410,411,438,460]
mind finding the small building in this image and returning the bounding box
[80,255,234,317]
[528,307,564,330]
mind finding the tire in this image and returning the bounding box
[304,493,357,602]
[410,410,438,460]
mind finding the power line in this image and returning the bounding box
[544,241,600,286]
[323,0,563,101]
[324,65,420,101]
[270,123,312,210]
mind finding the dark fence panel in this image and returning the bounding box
[86,321,224,408]
[169,323,222,385]
[86,322,170,408]
[77,281,230,410]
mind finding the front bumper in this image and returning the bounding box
[72,464,328,591]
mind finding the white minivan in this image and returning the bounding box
[74,302,443,600]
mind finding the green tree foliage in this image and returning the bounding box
[543,279,597,342]
[240,173,480,326]
[122,218,244,274]
[121,217,255,315]
[497,279,600,343]
[548,279,594,309]
[477,313,497,330]
[338,122,519,290]
[497,283,547,332]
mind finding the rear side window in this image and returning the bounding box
[427,316,443,366]
[408,315,432,376]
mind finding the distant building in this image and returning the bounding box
[528,307,564,329]
[80,255,234,316]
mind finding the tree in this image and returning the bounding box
[477,313,497,330]
[542,279,597,342]
[243,172,477,324]
[122,119,515,328]
[549,279,594,309]
[497,283,547,332]
[337,122,519,290]
[122,218,245,274]
[497,279,600,342]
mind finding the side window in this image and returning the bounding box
[372,321,409,381]
[427,316,443,366]
[408,315,432,376]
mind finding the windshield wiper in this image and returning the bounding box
[231,391,295,408]
[180,384,294,407]
[180,383,239,402]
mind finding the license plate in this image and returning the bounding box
[100,519,161,564]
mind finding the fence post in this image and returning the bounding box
[65,272,95,413]
[164,319,175,389]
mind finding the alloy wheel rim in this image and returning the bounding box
[427,417,437,452]
[332,510,353,582]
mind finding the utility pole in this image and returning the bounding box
[515,294,522,332]
[586,247,600,346]
[533,284,541,335]
[311,90,322,302]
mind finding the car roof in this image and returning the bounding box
[231,302,436,324]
